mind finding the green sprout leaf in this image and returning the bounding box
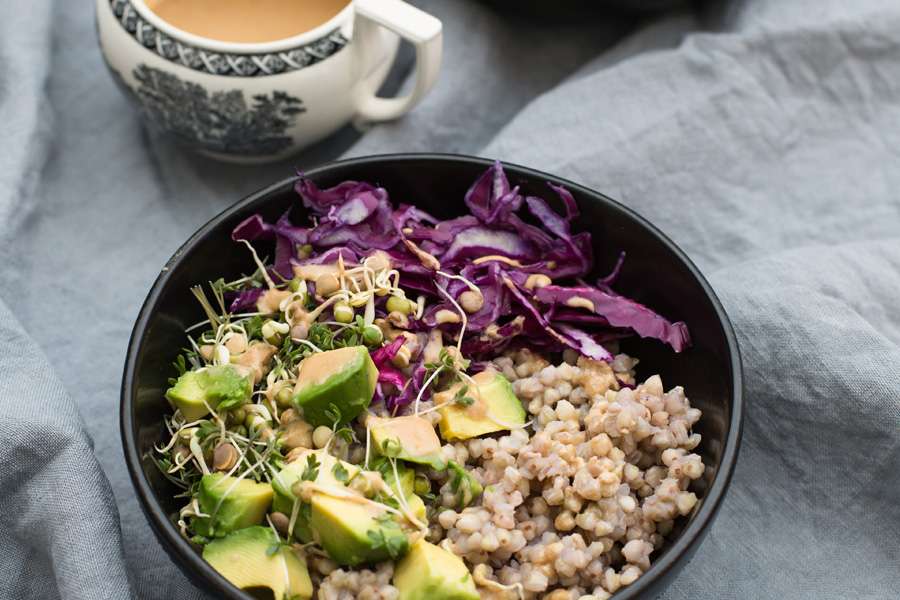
[324,403,343,428]
[173,354,188,376]
[453,384,474,407]
[307,323,335,352]
[197,420,219,440]
[332,462,349,483]
[301,454,320,482]
[366,525,406,560]
[242,315,265,340]
[334,426,356,443]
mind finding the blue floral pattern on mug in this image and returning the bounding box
[109,0,349,77]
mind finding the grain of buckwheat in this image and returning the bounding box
[316,562,398,600]
[428,348,707,598]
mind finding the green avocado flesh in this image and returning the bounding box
[292,346,377,427]
[281,451,413,566]
[370,457,415,498]
[370,458,427,523]
[165,365,252,421]
[194,473,273,538]
[310,492,409,567]
[271,450,359,542]
[370,415,447,470]
[437,368,525,441]
[393,540,479,600]
[203,526,312,600]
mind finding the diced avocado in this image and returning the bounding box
[370,456,416,498]
[271,450,359,541]
[405,493,428,525]
[393,540,479,600]
[370,415,446,470]
[283,451,415,566]
[194,473,272,538]
[310,492,409,566]
[203,526,312,600]
[292,346,377,427]
[166,371,205,420]
[447,461,482,510]
[166,365,252,421]
[370,458,427,524]
[436,368,525,441]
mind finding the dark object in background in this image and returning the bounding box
[121,153,742,600]
[481,0,686,20]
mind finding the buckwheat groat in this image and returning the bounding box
[428,349,706,598]
[316,562,398,600]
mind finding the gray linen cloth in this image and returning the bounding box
[1,0,897,597]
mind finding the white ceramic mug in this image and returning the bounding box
[96,0,442,163]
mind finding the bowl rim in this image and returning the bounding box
[121,152,743,599]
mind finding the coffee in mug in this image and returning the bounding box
[96,0,442,163]
[145,0,350,44]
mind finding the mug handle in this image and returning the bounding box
[352,0,442,122]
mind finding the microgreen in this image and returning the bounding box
[332,462,350,483]
[301,454,320,482]
[172,354,188,377]
[307,323,335,352]
[380,438,401,459]
[190,284,223,331]
[453,385,475,407]
[448,460,481,509]
[324,404,343,428]
[277,334,307,372]
[242,315,265,340]
[334,427,356,443]
[366,527,406,560]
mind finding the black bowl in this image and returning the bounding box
[122,153,743,599]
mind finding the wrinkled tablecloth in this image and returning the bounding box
[0,0,897,598]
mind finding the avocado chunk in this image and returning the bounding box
[194,473,273,538]
[447,461,483,510]
[369,415,446,470]
[436,368,525,441]
[166,365,252,421]
[369,457,428,524]
[310,492,410,566]
[292,346,378,427]
[404,493,428,525]
[368,456,415,498]
[393,540,479,600]
[291,450,414,566]
[271,450,359,541]
[283,450,416,566]
[203,526,312,600]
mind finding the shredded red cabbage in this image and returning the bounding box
[534,285,691,352]
[227,287,264,314]
[232,162,691,409]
